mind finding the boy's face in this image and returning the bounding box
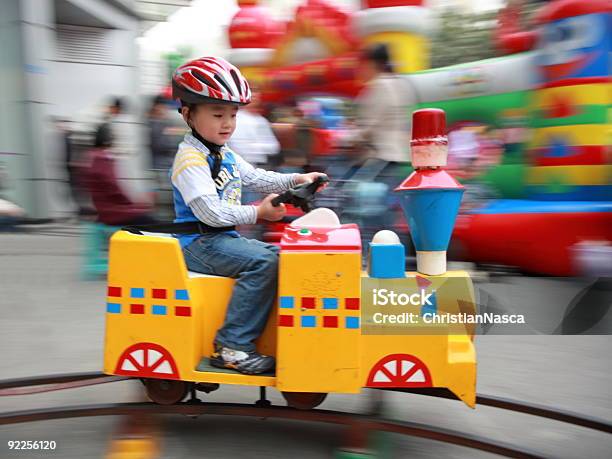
[184,103,238,145]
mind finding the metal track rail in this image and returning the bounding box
[0,372,610,459]
[0,372,128,396]
[390,387,612,435]
[476,395,612,435]
[0,402,544,459]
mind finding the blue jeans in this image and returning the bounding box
[183,233,279,352]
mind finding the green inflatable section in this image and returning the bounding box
[481,164,528,198]
[412,91,530,198]
[415,91,531,129]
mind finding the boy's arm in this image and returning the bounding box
[234,152,298,193]
[172,157,257,226]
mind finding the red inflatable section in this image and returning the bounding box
[535,0,612,24]
[311,128,339,156]
[453,212,612,276]
[495,0,612,55]
[532,146,608,167]
[228,3,284,49]
[495,1,537,55]
[262,53,363,104]
[363,1,425,8]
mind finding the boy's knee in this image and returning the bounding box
[256,250,279,272]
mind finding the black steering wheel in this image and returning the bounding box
[271,175,329,213]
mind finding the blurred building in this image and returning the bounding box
[0,0,189,218]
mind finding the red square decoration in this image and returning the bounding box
[107,286,121,297]
[175,306,191,317]
[130,304,144,314]
[345,298,360,310]
[278,315,294,327]
[323,316,338,328]
[301,297,316,309]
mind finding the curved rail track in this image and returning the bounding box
[1,372,610,458]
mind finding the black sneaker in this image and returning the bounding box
[210,345,275,375]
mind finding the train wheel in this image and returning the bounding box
[115,342,180,379]
[144,379,188,405]
[282,392,327,410]
[366,354,432,388]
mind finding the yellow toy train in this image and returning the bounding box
[103,109,477,410]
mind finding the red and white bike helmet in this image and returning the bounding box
[172,56,251,106]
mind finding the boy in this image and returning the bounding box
[171,56,325,375]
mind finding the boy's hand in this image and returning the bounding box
[295,172,328,187]
[256,194,287,221]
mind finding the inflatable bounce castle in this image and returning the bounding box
[226,0,435,101]
[224,0,610,276]
[453,0,611,276]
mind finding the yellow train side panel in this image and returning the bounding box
[188,275,278,364]
[276,251,362,393]
[446,334,477,407]
[188,275,235,360]
[360,271,477,407]
[104,232,200,382]
[104,232,278,388]
[359,334,476,407]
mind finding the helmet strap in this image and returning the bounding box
[191,129,224,180]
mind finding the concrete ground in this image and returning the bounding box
[0,224,610,458]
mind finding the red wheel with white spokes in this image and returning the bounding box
[114,342,180,380]
[366,354,432,388]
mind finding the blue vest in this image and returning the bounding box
[172,149,241,248]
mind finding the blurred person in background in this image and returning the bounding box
[449,124,502,212]
[448,125,480,179]
[349,42,415,180]
[0,199,25,231]
[271,104,315,173]
[147,94,186,219]
[148,94,181,171]
[54,117,96,218]
[228,85,280,170]
[0,161,25,231]
[228,85,280,205]
[96,96,141,160]
[97,97,124,149]
[82,109,158,227]
[341,43,416,238]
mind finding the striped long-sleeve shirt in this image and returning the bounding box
[171,133,298,247]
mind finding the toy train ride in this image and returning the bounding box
[103,109,478,410]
